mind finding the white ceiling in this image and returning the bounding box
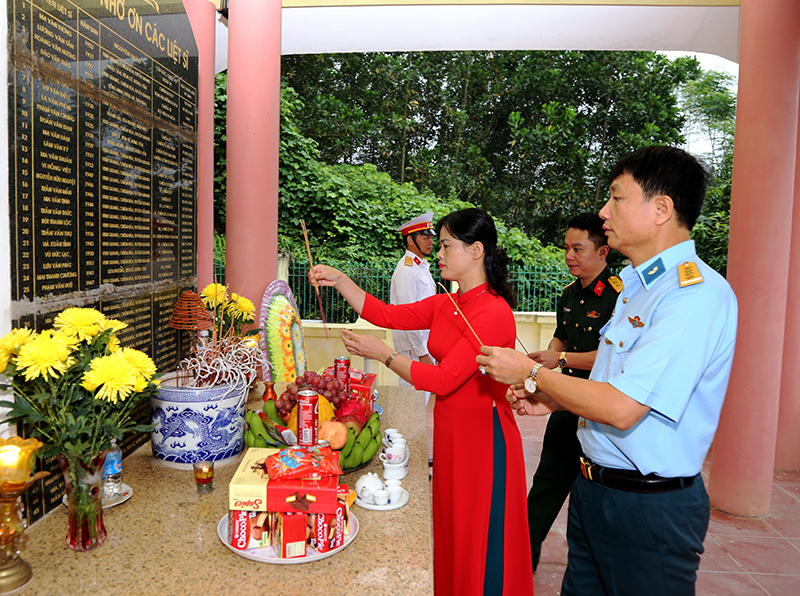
[215,3,740,72]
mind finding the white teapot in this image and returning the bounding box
[355,472,384,504]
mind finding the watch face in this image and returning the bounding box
[524,378,537,394]
[558,358,567,369]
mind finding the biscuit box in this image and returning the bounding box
[272,511,307,558]
[350,372,377,403]
[229,448,340,514]
[229,510,272,551]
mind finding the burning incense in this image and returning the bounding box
[300,220,329,339]
[438,282,484,346]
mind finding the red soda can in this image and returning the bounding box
[334,356,351,396]
[297,390,319,446]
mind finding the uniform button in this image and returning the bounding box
[568,368,573,374]
[580,300,584,304]
[563,320,566,325]
[573,346,577,350]
[588,327,592,331]
[619,341,625,347]
[623,297,628,304]
[575,323,579,327]
[605,339,611,344]
[580,419,586,427]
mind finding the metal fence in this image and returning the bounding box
[286,260,572,323]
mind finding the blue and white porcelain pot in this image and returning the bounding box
[150,373,247,469]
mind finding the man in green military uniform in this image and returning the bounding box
[526,213,620,572]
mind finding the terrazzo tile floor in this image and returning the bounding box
[426,398,800,595]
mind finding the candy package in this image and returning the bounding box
[265,444,343,480]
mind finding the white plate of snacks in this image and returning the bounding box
[216,512,359,564]
[63,484,133,509]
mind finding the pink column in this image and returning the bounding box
[224,0,281,308]
[775,100,800,471]
[708,0,800,515]
[184,0,216,289]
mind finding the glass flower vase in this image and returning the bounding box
[57,452,107,552]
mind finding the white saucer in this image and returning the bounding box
[355,489,409,511]
[216,513,359,564]
[62,484,133,509]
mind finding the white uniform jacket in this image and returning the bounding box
[389,250,436,358]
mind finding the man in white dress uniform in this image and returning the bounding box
[390,211,437,404]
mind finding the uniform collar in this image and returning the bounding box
[404,249,430,268]
[573,266,611,295]
[634,240,697,291]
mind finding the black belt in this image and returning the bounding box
[579,456,696,494]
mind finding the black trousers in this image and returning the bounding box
[527,410,582,569]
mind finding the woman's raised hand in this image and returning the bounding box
[309,264,342,287]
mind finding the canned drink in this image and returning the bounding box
[297,390,319,446]
[334,356,351,396]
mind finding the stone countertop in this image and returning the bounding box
[19,386,432,596]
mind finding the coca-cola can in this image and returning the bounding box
[297,390,319,446]
[334,356,351,395]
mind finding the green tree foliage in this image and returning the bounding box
[213,76,554,267]
[680,69,737,275]
[282,50,700,246]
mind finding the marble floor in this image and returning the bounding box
[426,399,800,595]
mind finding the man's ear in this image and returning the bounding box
[655,195,675,226]
[599,245,610,260]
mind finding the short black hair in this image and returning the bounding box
[567,213,607,250]
[608,146,709,230]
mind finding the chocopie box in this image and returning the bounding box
[308,485,351,553]
[228,448,340,515]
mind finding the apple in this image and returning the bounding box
[335,413,364,435]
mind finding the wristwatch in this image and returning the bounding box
[524,363,544,395]
[558,351,568,370]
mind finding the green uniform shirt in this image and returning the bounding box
[553,266,619,379]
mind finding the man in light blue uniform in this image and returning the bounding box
[477,146,738,595]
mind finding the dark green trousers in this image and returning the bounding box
[527,410,582,570]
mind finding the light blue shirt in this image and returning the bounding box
[578,240,738,477]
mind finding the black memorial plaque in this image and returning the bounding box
[7,0,199,525]
[8,0,198,299]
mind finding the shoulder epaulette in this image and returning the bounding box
[678,262,704,287]
[607,276,624,293]
[404,256,413,267]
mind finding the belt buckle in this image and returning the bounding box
[580,456,595,481]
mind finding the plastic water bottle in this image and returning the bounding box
[103,439,123,499]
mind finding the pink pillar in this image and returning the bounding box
[708,0,800,515]
[184,0,216,289]
[775,99,800,471]
[225,0,280,308]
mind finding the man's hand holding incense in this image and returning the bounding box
[476,345,534,385]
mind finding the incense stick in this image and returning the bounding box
[438,282,484,346]
[300,220,329,339]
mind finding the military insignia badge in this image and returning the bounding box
[642,258,666,286]
[586,311,600,318]
[593,280,605,296]
[414,257,421,265]
[404,256,413,266]
[628,315,645,328]
[608,276,624,293]
[678,261,704,287]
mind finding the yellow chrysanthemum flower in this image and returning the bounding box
[99,318,128,334]
[0,328,35,371]
[15,331,73,382]
[228,293,255,321]
[200,283,228,308]
[54,308,106,341]
[117,348,156,381]
[82,353,138,404]
[106,335,121,353]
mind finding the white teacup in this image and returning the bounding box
[380,446,406,464]
[384,479,402,488]
[383,428,399,440]
[382,459,409,480]
[372,489,389,506]
[386,431,404,446]
[387,486,404,504]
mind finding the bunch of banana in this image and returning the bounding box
[245,410,289,449]
[340,412,381,470]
